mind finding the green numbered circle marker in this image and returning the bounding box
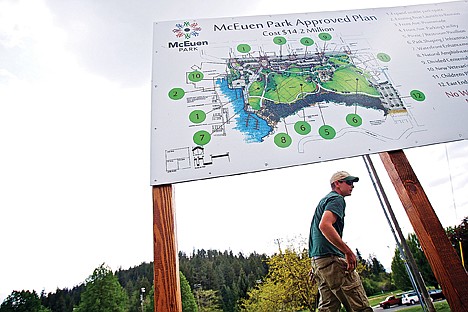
[274,133,292,148]
[319,125,336,140]
[410,90,426,101]
[346,114,362,127]
[273,36,287,45]
[237,44,251,53]
[318,33,332,41]
[193,130,211,146]
[189,110,206,124]
[300,37,314,46]
[168,88,185,100]
[188,70,204,82]
[294,121,311,135]
[377,53,391,62]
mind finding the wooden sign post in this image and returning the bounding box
[152,185,182,311]
[380,150,468,311]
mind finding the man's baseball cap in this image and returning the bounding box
[330,171,359,184]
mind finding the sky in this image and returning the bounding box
[1,0,467,303]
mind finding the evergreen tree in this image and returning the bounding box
[391,233,438,290]
[220,285,236,312]
[142,287,154,312]
[180,272,197,312]
[75,263,128,312]
[391,248,413,290]
[446,216,467,266]
[369,255,386,276]
[406,233,438,288]
[43,289,67,312]
[193,289,222,312]
[179,249,268,311]
[0,290,50,312]
[40,285,84,312]
[356,249,366,266]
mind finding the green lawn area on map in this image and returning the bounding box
[248,68,317,109]
[321,65,380,96]
[245,55,380,111]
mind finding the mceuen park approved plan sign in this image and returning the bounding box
[150,1,468,185]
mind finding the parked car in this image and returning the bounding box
[428,289,445,301]
[402,292,420,305]
[380,295,402,309]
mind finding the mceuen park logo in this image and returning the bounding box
[173,21,202,39]
[169,21,208,52]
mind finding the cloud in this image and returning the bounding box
[41,0,458,87]
[42,0,156,87]
[0,0,56,82]
[40,0,328,87]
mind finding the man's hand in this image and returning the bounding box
[344,250,357,271]
[308,268,316,285]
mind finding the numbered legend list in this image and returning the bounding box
[389,3,468,102]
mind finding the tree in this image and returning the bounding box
[391,248,413,291]
[193,289,222,312]
[356,249,366,266]
[241,240,317,311]
[0,290,50,312]
[406,233,438,288]
[391,233,438,290]
[368,255,386,276]
[446,216,468,268]
[142,287,154,312]
[179,249,268,312]
[75,263,128,312]
[180,271,197,312]
[142,273,219,312]
[40,286,84,312]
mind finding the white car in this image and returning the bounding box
[402,292,420,305]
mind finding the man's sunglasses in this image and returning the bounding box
[339,180,354,186]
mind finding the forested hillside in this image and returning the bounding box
[35,250,268,312]
[179,250,269,311]
[2,217,465,312]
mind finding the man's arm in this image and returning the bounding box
[319,210,357,271]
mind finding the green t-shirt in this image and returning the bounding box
[308,191,346,258]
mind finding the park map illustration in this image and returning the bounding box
[165,33,423,165]
[223,36,408,146]
[163,33,426,176]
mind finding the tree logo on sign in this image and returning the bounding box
[173,21,202,39]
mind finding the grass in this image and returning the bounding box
[300,300,450,312]
[367,291,451,311]
[399,300,450,311]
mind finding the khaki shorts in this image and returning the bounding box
[311,256,372,312]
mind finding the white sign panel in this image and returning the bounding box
[151,1,468,185]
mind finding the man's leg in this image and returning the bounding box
[317,276,342,311]
[336,258,373,312]
[315,257,373,311]
[313,258,342,312]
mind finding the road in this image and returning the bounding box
[372,304,411,311]
[375,305,406,311]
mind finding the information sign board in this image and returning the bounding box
[151,1,468,185]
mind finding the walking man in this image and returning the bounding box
[309,171,373,311]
